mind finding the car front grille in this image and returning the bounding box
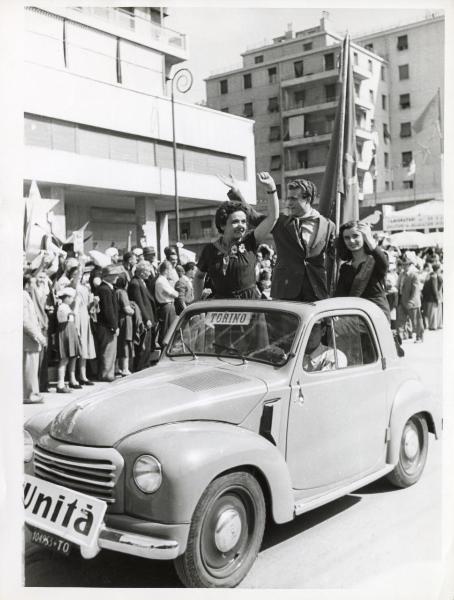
[34,445,123,507]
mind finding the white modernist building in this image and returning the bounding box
[24,6,256,256]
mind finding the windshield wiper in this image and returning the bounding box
[213,342,248,364]
[179,329,197,360]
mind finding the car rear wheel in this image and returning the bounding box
[387,415,428,488]
[174,471,266,588]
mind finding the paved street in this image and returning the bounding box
[24,329,444,590]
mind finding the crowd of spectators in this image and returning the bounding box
[22,244,196,403]
[22,231,443,404]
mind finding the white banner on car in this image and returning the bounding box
[23,474,107,548]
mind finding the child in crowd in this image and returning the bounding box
[56,287,81,393]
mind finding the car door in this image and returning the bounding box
[286,311,389,492]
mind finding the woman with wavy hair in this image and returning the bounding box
[335,221,391,322]
[193,172,279,301]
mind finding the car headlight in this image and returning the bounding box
[24,430,34,463]
[133,455,162,494]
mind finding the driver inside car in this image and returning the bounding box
[303,321,347,372]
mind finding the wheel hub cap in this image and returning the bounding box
[214,508,242,552]
[404,428,419,460]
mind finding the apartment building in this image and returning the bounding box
[356,13,444,211]
[205,13,444,217]
[24,6,256,256]
[206,15,387,212]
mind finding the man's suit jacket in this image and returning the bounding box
[270,214,335,300]
[97,282,119,331]
[235,186,335,300]
[128,276,156,323]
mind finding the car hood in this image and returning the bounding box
[49,361,267,446]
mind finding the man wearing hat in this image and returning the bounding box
[143,246,159,294]
[127,261,157,371]
[96,264,122,381]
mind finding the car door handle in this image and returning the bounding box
[298,386,305,405]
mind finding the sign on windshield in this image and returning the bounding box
[167,309,300,367]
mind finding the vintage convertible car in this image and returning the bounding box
[24,297,441,588]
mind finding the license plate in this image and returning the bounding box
[24,474,107,548]
[28,525,73,556]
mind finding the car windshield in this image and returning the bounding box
[167,308,300,367]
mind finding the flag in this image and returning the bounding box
[319,33,359,228]
[413,90,441,135]
[406,159,416,178]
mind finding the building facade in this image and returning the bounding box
[24,6,256,257]
[356,13,444,213]
[205,13,444,222]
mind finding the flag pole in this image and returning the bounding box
[335,34,349,236]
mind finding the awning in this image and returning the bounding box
[383,200,443,231]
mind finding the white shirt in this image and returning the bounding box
[155,275,179,304]
[303,344,347,372]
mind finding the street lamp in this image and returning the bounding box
[166,67,193,245]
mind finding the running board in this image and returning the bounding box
[294,464,394,516]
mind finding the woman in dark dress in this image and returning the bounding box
[193,172,279,301]
[335,221,391,322]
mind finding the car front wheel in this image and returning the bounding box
[174,471,266,588]
[387,414,428,488]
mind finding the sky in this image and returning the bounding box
[164,7,436,104]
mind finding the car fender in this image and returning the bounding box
[387,377,441,464]
[118,421,295,526]
[25,408,61,441]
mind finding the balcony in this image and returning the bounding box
[355,127,374,141]
[281,68,339,88]
[36,5,188,63]
[284,165,325,177]
[282,100,337,117]
[354,96,373,111]
[283,132,332,147]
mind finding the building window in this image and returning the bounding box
[254,55,264,64]
[398,64,409,80]
[270,155,282,170]
[368,59,373,73]
[400,93,411,109]
[294,90,305,108]
[382,94,387,110]
[268,66,277,84]
[325,115,335,134]
[403,180,414,189]
[400,122,412,138]
[402,151,413,167]
[294,60,304,77]
[385,181,390,191]
[243,102,253,117]
[269,126,281,141]
[381,65,385,81]
[297,150,308,169]
[353,52,358,66]
[383,123,390,141]
[302,42,312,52]
[180,222,191,241]
[397,34,408,50]
[220,107,229,113]
[324,53,335,71]
[243,73,252,89]
[220,79,228,94]
[370,118,375,130]
[325,84,336,102]
[268,97,279,113]
[384,152,389,168]
[201,219,212,237]
[369,90,374,103]
[365,43,374,51]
